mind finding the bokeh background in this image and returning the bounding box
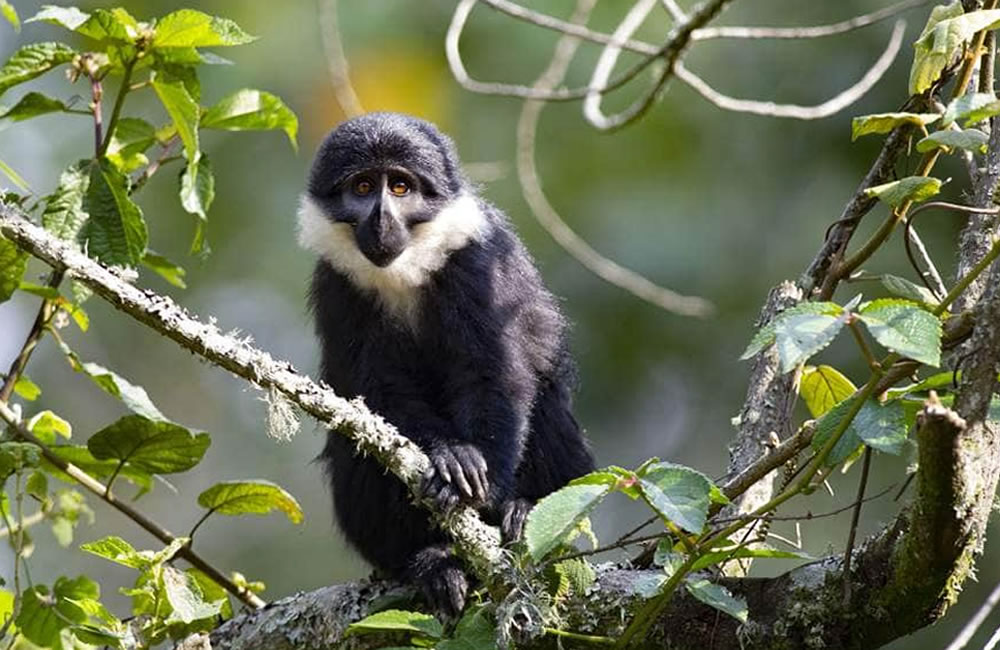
[1,1,996,647]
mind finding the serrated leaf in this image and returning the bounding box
[851,113,940,140]
[80,535,144,568]
[142,251,187,288]
[201,89,298,150]
[153,9,255,48]
[152,79,199,163]
[690,546,812,572]
[0,42,76,98]
[774,311,849,373]
[106,117,156,173]
[799,365,857,418]
[0,91,72,121]
[14,375,41,400]
[15,576,98,649]
[347,609,443,639]
[524,483,612,562]
[437,606,497,650]
[42,160,90,242]
[28,410,72,443]
[911,7,1000,95]
[0,233,27,303]
[881,274,939,306]
[88,415,209,475]
[740,301,843,360]
[163,566,223,624]
[1,0,19,31]
[180,153,214,222]
[81,158,147,266]
[197,480,303,523]
[636,462,713,534]
[685,579,747,623]
[858,298,942,366]
[811,398,865,466]
[44,445,153,495]
[851,398,907,455]
[77,360,166,421]
[187,569,232,620]
[943,92,1000,126]
[628,573,668,599]
[916,128,989,153]
[76,8,138,43]
[864,176,942,208]
[27,6,91,31]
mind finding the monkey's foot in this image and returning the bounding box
[421,442,489,512]
[501,498,532,543]
[408,545,468,619]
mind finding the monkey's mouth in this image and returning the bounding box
[362,248,403,268]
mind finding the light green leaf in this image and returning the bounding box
[885,371,957,399]
[636,462,714,533]
[858,298,942,366]
[774,311,849,373]
[26,470,48,499]
[851,112,940,140]
[197,480,303,523]
[163,566,223,624]
[81,158,147,266]
[881,274,939,306]
[0,158,29,190]
[28,410,72,443]
[74,359,166,421]
[347,609,443,639]
[740,301,843,360]
[80,535,144,568]
[909,2,984,94]
[0,42,76,98]
[187,569,232,620]
[0,233,27,303]
[14,375,41,400]
[524,482,612,562]
[87,414,210,475]
[684,579,748,624]
[690,546,812,572]
[76,8,139,43]
[42,160,90,242]
[106,117,156,173]
[916,128,989,154]
[799,365,857,418]
[1,0,19,31]
[943,92,1000,126]
[26,6,91,31]
[153,9,255,48]
[152,79,199,162]
[15,576,98,649]
[201,89,298,150]
[180,152,214,221]
[142,251,187,288]
[44,445,153,494]
[0,91,72,121]
[627,573,668,599]
[0,441,41,478]
[863,176,941,209]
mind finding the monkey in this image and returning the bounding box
[298,112,595,617]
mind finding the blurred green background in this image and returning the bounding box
[1,1,996,647]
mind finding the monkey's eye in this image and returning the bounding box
[389,179,410,196]
[353,179,374,196]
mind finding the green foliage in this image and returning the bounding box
[812,397,908,465]
[799,365,856,418]
[13,375,41,401]
[943,91,1000,126]
[15,575,102,650]
[740,301,844,363]
[851,112,939,140]
[684,579,747,624]
[0,232,28,303]
[81,157,147,266]
[1,0,19,30]
[0,91,76,121]
[142,250,187,288]
[916,128,989,154]
[909,2,998,94]
[0,42,76,97]
[880,274,939,306]
[41,161,90,241]
[196,479,303,523]
[27,410,72,444]
[857,299,942,367]
[347,609,445,639]
[636,462,716,534]
[87,414,210,475]
[201,89,299,150]
[864,176,942,208]
[524,481,612,562]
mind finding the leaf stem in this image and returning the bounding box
[545,627,616,645]
[614,553,699,648]
[934,236,1000,316]
[848,320,880,371]
[0,271,65,404]
[99,57,136,157]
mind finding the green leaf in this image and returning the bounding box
[636,462,714,533]
[14,375,41,400]
[16,576,99,649]
[201,89,298,150]
[0,233,27,303]
[943,92,1000,126]
[916,128,989,154]
[76,8,139,43]
[524,482,612,562]
[347,609,444,639]
[88,415,209,475]
[153,9,255,48]
[851,112,940,140]
[880,274,939,306]
[740,301,843,360]
[885,371,957,399]
[0,158,29,191]
[197,480,303,523]
[44,445,153,495]
[26,470,48,499]
[774,311,849,373]
[180,153,215,222]
[627,573,668,599]
[864,176,942,208]
[163,566,223,624]
[799,365,857,418]
[851,398,908,455]
[28,410,72,443]
[690,546,812,572]
[80,535,144,568]
[858,298,942,366]
[0,441,41,478]
[27,6,91,31]
[684,579,748,624]
[152,79,199,163]
[911,7,1000,95]
[186,569,232,619]
[811,398,864,466]
[1,0,19,31]
[0,42,76,98]
[437,607,498,650]
[106,117,156,173]
[143,251,187,288]
[77,359,167,421]
[81,158,147,266]
[0,91,72,122]
[42,160,90,242]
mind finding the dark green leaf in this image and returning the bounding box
[811,398,864,466]
[197,480,303,523]
[910,2,984,94]
[851,112,940,140]
[180,153,214,221]
[684,579,747,623]
[44,445,153,494]
[142,251,187,288]
[524,482,612,561]
[0,233,27,303]
[14,375,41,400]
[42,160,90,242]
[880,274,939,306]
[916,128,989,154]
[636,462,713,533]
[0,92,72,121]
[152,79,199,162]
[88,414,209,475]
[163,566,223,623]
[201,89,298,150]
[851,399,907,455]
[864,176,942,208]
[26,470,48,499]
[0,42,76,98]
[106,117,156,172]
[0,442,41,479]
[799,365,856,418]
[81,158,147,266]
[347,609,443,639]
[858,298,942,366]
[153,9,255,48]
[15,576,98,649]
[740,301,843,360]
[26,6,91,31]
[943,92,1000,126]
[437,606,498,650]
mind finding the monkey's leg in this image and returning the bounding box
[406,544,468,619]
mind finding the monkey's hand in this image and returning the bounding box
[421,442,489,513]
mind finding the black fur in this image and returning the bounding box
[306,113,595,616]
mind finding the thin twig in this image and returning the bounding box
[676,20,905,120]
[842,447,872,606]
[317,0,364,118]
[659,0,686,22]
[945,579,1000,650]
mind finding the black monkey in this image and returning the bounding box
[299,112,595,616]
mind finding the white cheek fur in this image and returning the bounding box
[297,193,491,326]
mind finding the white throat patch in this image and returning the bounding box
[297,193,491,326]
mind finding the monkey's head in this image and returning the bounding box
[300,112,471,268]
